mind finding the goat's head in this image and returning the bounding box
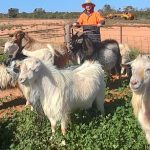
[130,54,150,93]
[70,32,93,64]
[19,58,41,85]
[70,32,84,54]
[4,40,19,55]
[8,30,28,46]
[4,31,30,54]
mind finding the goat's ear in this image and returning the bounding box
[32,61,41,72]
[21,37,27,47]
[8,34,17,42]
[21,32,29,47]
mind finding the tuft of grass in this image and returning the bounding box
[129,48,140,61]
[0,38,7,54]
[0,53,8,63]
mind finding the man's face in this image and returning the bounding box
[85,4,93,11]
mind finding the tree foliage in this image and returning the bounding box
[0,6,149,19]
[8,8,19,18]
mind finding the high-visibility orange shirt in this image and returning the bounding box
[77,11,105,26]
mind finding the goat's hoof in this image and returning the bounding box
[30,106,34,111]
[61,128,66,135]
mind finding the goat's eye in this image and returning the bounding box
[9,34,14,37]
[146,68,150,73]
[28,67,32,71]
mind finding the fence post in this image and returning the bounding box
[120,25,123,43]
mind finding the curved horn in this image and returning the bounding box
[77,32,84,37]
[122,60,134,66]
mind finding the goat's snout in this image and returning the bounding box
[130,77,142,91]
[130,79,138,86]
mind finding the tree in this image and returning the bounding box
[102,4,114,13]
[33,8,46,18]
[8,8,19,18]
[123,6,135,12]
[33,8,45,13]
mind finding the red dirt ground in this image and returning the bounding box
[0,87,26,118]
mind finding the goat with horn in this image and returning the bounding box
[65,24,122,76]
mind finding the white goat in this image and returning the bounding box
[4,40,56,64]
[130,54,150,144]
[18,57,105,135]
[22,44,55,64]
[4,40,19,55]
[3,42,56,109]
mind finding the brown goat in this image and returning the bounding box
[6,30,70,68]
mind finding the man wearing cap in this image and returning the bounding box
[73,0,105,47]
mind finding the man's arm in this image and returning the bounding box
[96,12,105,27]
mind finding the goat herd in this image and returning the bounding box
[0,28,150,144]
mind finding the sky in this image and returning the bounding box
[0,0,150,13]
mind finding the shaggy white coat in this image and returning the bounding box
[18,57,105,134]
[4,41,56,64]
[130,54,150,144]
[0,64,18,89]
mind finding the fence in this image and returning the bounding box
[0,19,150,52]
[101,25,150,53]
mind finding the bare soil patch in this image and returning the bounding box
[0,88,25,118]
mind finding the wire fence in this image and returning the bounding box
[0,19,150,53]
[101,25,150,53]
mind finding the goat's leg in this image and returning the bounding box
[24,99,33,111]
[95,90,105,116]
[121,67,126,75]
[49,118,56,134]
[114,67,121,79]
[25,100,30,106]
[144,130,150,144]
[61,115,69,135]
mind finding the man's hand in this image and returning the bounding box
[97,20,105,27]
[72,22,77,26]
[72,22,81,27]
[97,23,103,27]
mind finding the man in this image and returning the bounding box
[73,0,105,45]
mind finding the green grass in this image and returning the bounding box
[0,79,150,150]
[0,53,8,63]
[129,48,140,61]
[0,38,7,54]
